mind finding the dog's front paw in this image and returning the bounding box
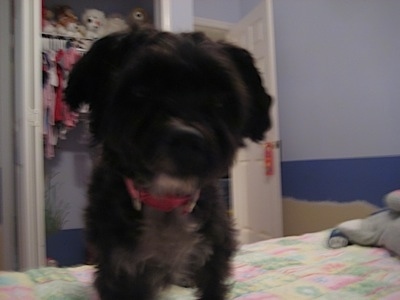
[95,272,157,300]
[196,284,229,300]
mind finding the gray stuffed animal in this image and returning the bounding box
[328,190,400,256]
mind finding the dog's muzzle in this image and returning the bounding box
[161,119,211,177]
[166,121,205,156]
[124,178,200,213]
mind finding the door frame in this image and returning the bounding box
[0,0,46,271]
[13,0,46,270]
[0,0,17,271]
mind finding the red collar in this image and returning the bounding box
[124,178,198,213]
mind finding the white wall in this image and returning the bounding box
[273,0,400,161]
[193,0,262,23]
[194,0,241,23]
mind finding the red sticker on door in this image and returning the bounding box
[265,142,274,176]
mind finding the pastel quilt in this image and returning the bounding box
[1,231,400,299]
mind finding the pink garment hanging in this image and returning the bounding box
[54,49,65,123]
[42,39,85,159]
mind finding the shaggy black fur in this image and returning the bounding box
[65,25,272,300]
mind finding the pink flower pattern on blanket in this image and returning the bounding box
[233,264,265,282]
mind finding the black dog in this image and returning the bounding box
[65,25,272,300]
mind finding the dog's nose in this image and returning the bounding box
[168,129,205,154]
[164,126,210,175]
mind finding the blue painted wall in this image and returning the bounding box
[282,156,400,207]
[46,229,86,267]
[273,0,400,207]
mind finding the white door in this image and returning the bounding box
[228,0,283,244]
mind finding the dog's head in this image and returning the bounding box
[66,26,272,201]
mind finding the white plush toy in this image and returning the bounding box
[81,9,106,39]
[328,190,400,256]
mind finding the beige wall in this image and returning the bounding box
[283,197,378,236]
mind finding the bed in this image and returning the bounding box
[1,230,400,299]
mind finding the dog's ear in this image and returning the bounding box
[221,43,272,142]
[65,33,133,141]
[66,34,120,111]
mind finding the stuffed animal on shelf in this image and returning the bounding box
[328,190,400,256]
[58,19,83,38]
[128,7,150,25]
[42,6,56,34]
[105,14,129,35]
[54,5,82,37]
[81,9,106,39]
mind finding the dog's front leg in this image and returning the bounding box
[194,253,232,300]
[94,250,158,300]
[193,240,235,300]
[95,272,156,300]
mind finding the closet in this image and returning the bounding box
[40,0,157,267]
[2,0,282,271]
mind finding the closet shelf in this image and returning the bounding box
[41,32,95,41]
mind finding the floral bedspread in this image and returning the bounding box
[1,231,400,299]
[230,231,400,299]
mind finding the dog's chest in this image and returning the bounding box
[135,208,212,282]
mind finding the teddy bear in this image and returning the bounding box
[42,6,56,34]
[327,190,400,256]
[53,5,83,38]
[128,7,150,25]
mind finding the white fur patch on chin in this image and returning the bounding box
[150,174,199,196]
